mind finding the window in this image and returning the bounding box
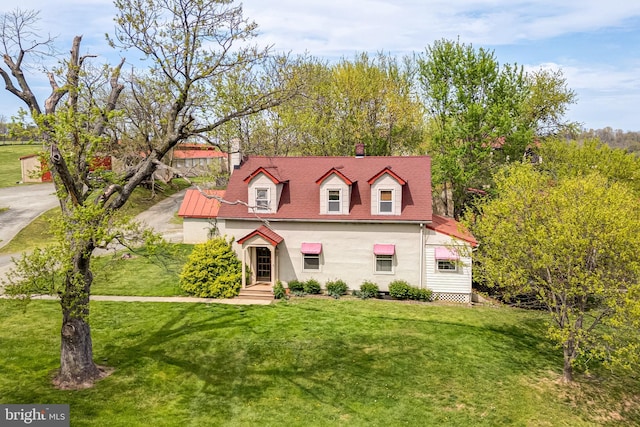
[437,260,458,272]
[255,188,269,211]
[379,189,393,213]
[303,254,320,271]
[301,243,322,271]
[375,255,393,273]
[328,189,341,213]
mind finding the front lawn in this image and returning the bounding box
[0,298,637,426]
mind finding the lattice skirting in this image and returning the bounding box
[433,292,471,303]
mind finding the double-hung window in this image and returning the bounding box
[379,189,393,213]
[255,188,269,211]
[328,189,341,213]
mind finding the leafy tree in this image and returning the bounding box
[469,163,640,382]
[0,1,296,389]
[417,39,576,218]
[216,52,426,156]
[180,237,242,298]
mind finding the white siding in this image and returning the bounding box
[423,228,472,300]
[183,218,227,244]
[223,220,422,292]
[370,174,402,215]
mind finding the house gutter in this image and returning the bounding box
[419,223,425,289]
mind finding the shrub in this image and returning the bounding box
[389,280,412,300]
[326,279,348,299]
[359,281,379,299]
[408,287,433,302]
[179,237,242,298]
[288,279,304,293]
[273,281,287,300]
[303,278,322,294]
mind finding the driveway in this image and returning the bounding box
[0,183,58,249]
[0,187,187,281]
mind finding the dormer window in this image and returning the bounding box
[328,189,341,213]
[379,190,393,213]
[255,188,269,211]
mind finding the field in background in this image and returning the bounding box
[0,143,42,188]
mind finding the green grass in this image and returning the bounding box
[0,299,638,426]
[0,181,190,255]
[0,143,43,187]
[91,245,193,296]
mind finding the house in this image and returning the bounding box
[170,144,227,177]
[178,154,477,302]
[19,154,112,183]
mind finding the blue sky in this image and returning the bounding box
[1,0,639,131]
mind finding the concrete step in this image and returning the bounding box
[237,287,274,300]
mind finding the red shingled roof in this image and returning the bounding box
[218,155,432,222]
[427,214,477,247]
[237,225,284,246]
[178,189,225,218]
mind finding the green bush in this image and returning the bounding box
[389,280,412,300]
[273,281,287,300]
[326,279,348,299]
[288,280,304,293]
[389,280,433,302]
[408,287,433,302]
[304,279,322,294]
[179,237,242,298]
[359,281,379,299]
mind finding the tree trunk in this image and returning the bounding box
[53,244,108,389]
[562,340,574,383]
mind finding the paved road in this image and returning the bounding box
[0,187,187,281]
[0,183,58,249]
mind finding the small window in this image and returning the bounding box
[379,190,393,213]
[437,260,458,272]
[375,254,393,273]
[303,254,320,271]
[255,188,269,211]
[328,189,341,213]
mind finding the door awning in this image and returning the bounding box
[435,246,459,260]
[300,242,322,255]
[373,244,395,256]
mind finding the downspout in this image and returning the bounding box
[419,223,425,289]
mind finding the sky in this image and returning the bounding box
[0,0,639,131]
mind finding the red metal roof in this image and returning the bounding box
[178,189,225,218]
[172,150,227,159]
[427,215,478,247]
[237,225,284,246]
[218,156,433,222]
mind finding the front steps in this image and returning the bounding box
[236,283,274,301]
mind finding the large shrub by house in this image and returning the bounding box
[180,237,243,298]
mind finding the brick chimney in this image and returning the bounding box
[355,143,365,158]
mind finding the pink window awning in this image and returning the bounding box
[435,246,459,260]
[373,244,395,256]
[301,242,322,255]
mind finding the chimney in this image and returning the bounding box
[355,143,365,158]
[229,138,242,173]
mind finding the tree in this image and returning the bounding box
[469,163,640,382]
[417,39,576,219]
[214,52,426,157]
[1,1,296,389]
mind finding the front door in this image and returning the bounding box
[256,247,271,282]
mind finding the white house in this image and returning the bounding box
[179,154,477,302]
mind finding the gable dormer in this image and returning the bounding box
[367,168,406,216]
[244,167,284,213]
[315,168,353,215]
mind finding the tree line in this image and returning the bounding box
[0,0,638,389]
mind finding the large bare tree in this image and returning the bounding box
[1,0,298,389]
